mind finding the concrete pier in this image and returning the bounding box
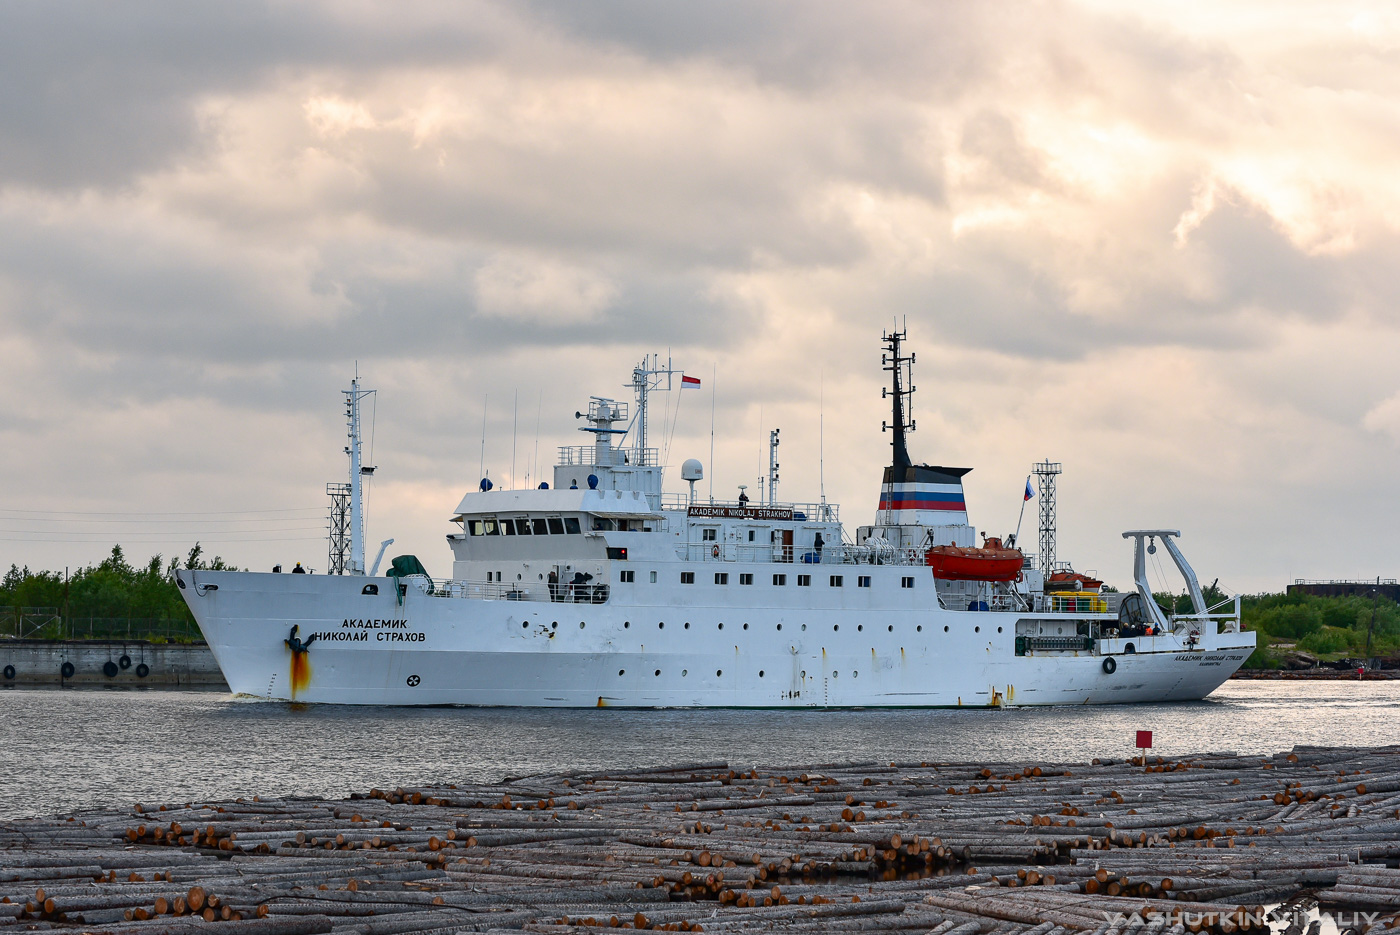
[0,639,227,689]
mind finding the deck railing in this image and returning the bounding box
[660,496,839,521]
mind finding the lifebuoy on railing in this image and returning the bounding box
[712,545,720,559]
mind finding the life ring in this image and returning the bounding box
[712,545,720,558]
[118,654,132,669]
[2,664,14,680]
[1101,656,1117,674]
[103,660,119,678]
[61,661,75,679]
[135,663,150,678]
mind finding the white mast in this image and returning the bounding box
[344,378,376,575]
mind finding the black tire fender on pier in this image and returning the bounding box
[1101,656,1117,675]
[2,664,14,680]
[60,661,75,679]
[102,660,119,678]
[118,654,132,669]
[135,662,150,678]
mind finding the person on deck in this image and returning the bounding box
[292,562,306,574]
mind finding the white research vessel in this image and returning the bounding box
[177,331,1254,706]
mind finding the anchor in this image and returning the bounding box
[285,624,318,654]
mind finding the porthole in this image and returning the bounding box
[801,624,807,631]
[758,670,765,678]
[888,625,893,632]
[743,623,749,630]
[619,669,626,676]
[624,621,630,628]
[943,626,948,632]
[975,626,980,633]
[579,622,585,629]
[917,625,922,632]
[833,671,839,678]
[659,621,665,629]
[654,669,661,677]
[682,669,688,677]
[833,624,839,632]
[718,622,724,630]
[776,624,782,631]
[551,621,558,629]
[522,622,529,628]
[997,626,1003,633]
[717,669,723,677]
[538,573,543,580]
[857,625,863,632]
[801,670,806,678]
[684,622,690,629]
[854,671,859,678]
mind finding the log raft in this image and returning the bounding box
[5,746,1400,932]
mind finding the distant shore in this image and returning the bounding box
[1231,667,1399,680]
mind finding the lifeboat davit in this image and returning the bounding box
[925,537,1025,582]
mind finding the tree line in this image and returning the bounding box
[1,544,235,633]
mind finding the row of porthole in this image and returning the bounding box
[556,621,1003,635]
[615,668,865,680]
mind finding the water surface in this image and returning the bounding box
[1,681,1394,819]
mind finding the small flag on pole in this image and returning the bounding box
[681,374,701,389]
[1024,479,1035,501]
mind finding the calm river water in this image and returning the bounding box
[1,680,1396,820]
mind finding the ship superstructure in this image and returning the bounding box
[177,334,1254,706]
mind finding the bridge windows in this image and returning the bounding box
[564,517,582,534]
[681,572,695,584]
[829,575,843,587]
[901,577,915,588]
[715,573,729,585]
[773,574,787,586]
[858,576,871,588]
[739,573,754,585]
[548,518,565,535]
[797,575,811,587]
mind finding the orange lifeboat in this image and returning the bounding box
[1046,570,1104,592]
[925,537,1025,582]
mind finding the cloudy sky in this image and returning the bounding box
[3,0,1399,594]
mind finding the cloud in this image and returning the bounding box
[2,1,1400,589]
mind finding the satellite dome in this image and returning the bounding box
[681,459,704,481]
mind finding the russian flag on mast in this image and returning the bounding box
[681,374,701,389]
[1024,478,1035,501]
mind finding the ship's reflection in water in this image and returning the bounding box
[1,680,1397,820]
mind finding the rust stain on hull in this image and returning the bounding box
[290,652,311,698]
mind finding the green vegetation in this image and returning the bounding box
[1236,590,1400,668]
[0,544,236,642]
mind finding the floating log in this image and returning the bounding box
[11,745,1400,932]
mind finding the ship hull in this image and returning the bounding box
[178,570,1254,707]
